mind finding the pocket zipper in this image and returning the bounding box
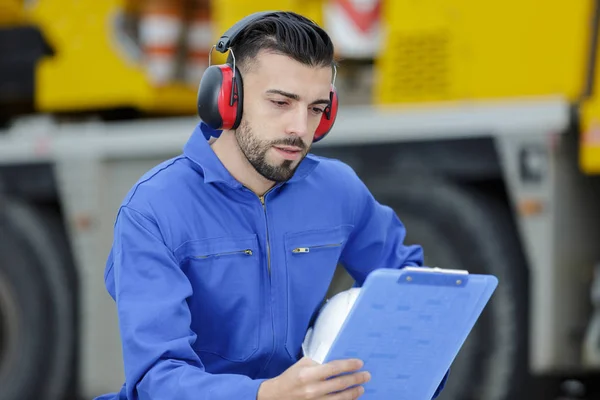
[194,249,253,259]
[292,242,342,254]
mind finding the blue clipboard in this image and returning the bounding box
[322,267,498,400]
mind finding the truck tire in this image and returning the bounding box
[0,198,75,400]
[327,174,528,400]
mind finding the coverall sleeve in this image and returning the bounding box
[109,205,266,400]
[339,176,424,285]
[338,176,449,399]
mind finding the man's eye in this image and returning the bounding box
[271,100,288,107]
[312,107,325,114]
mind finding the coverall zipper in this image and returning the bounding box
[258,194,271,275]
[194,249,253,258]
[292,242,343,253]
[255,187,278,376]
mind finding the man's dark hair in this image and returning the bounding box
[226,11,336,73]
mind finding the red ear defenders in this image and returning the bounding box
[196,11,338,143]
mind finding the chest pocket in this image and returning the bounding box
[175,234,262,363]
[283,224,353,360]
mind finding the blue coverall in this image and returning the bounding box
[96,122,449,399]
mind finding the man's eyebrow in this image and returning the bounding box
[266,89,330,106]
[266,89,299,101]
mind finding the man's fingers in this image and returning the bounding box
[326,384,366,400]
[312,359,364,381]
[320,371,371,396]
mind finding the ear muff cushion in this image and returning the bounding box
[197,64,243,130]
[314,86,338,142]
[216,64,243,130]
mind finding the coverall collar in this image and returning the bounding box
[183,122,320,188]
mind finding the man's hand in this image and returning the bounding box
[257,356,370,400]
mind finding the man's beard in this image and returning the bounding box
[235,119,309,182]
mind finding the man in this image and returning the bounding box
[97,11,448,400]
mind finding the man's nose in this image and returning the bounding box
[285,107,309,138]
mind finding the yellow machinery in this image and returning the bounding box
[0,0,24,25]
[6,0,323,116]
[5,0,600,171]
[21,0,198,115]
[376,1,592,103]
[581,48,600,173]
[374,0,600,174]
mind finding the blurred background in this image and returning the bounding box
[2,0,600,399]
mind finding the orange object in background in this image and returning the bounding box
[139,0,184,86]
[138,0,212,87]
[185,0,213,86]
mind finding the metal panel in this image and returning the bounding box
[495,130,600,372]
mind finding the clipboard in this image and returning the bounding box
[321,267,498,399]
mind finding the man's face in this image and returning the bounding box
[235,50,333,182]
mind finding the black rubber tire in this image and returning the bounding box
[0,198,75,400]
[328,174,529,400]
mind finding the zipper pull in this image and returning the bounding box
[244,249,253,255]
[292,247,310,253]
